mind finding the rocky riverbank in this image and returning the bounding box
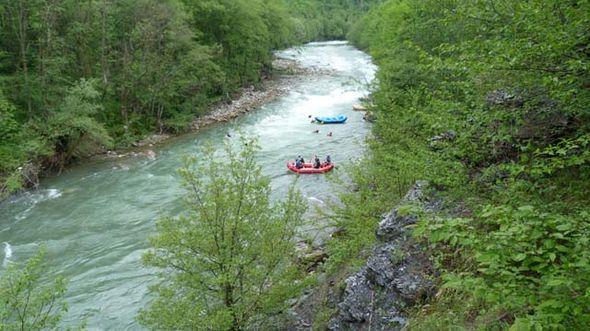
[290,181,440,330]
[99,57,309,160]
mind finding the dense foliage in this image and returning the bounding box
[0,248,68,330]
[286,0,380,42]
[329,0,589,329]
[139,139,307,330]
[0,0,378,198]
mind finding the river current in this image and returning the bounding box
[0,41,375,329]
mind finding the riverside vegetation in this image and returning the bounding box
[325,0,588,329]
[2,0,588,330]
[0,0,376,198]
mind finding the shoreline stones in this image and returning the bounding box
[104,149,156,160]
[96,57,313,162]
[131,134,170,148]
[363,111,376,122]
[352,104,368,111]
[191,83,290,131]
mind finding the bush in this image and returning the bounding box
[0,248,68,330]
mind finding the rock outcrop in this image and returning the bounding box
[428,130,457,149]
[328,181,439,331]
[486,89,524,108]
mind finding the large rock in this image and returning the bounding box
[486,89,524,108]
[329,181,437,330]
[337,271,373,323]
[366,243,399,287]
[376,212,417,242]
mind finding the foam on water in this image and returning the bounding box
[307,40,349,47]
[11,188,63,205]
[307,197,325,204]
[46,188,62,199]
[12,189,63,221]
[2,242,12,267]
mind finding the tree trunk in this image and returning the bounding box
[224,282,240,330]
[39,0,57,110]
[120,42,130,127]
[16,0,32,118]
[100,0,110,91]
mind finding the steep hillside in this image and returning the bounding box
[321,0,590,329]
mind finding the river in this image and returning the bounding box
[0,41,375,330]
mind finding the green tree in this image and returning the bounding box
[41,78,112,172]
[0,89,43,197]
[0,248,68,331]
[139,138,307,330]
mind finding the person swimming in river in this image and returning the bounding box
[327,131,333,137]
[313,129,319,133]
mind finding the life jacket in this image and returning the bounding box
[314,159,321,168]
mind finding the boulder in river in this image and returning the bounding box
[352,104,368,111]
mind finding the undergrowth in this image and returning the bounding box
[321,0,590,329]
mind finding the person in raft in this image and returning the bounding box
[295,155,304,169]
[325,155,332,165]
[313,155,321,169]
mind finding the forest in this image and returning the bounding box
[0,0,373,197]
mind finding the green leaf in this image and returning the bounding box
[513,253,527,262]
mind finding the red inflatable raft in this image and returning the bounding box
[287,162,334,174]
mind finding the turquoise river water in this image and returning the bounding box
[0,41,375,330]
